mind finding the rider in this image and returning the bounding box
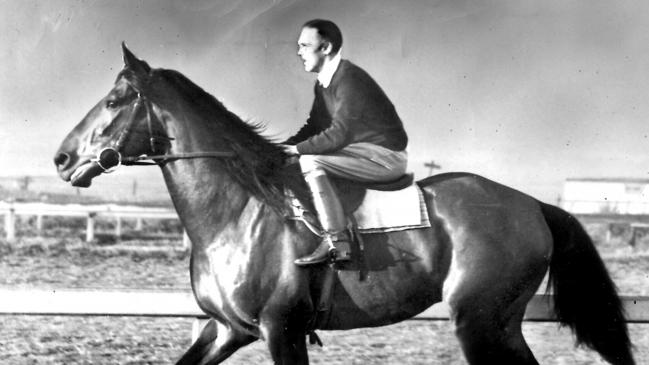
[282,19,409,266]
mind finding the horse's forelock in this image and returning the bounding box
[115,68,149,93]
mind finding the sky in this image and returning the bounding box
[1,0,649,202]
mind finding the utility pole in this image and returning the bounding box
[132,179,138,198]
[424,160,441,176]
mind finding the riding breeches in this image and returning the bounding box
[298,142,408,182]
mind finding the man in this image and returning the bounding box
[283,19,408,266]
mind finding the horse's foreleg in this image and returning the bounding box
[175,319,257,365]
[262,320,309,365]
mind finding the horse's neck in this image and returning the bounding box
[157,112,257,246]
[163,158,250,235]
[156,105,286,249]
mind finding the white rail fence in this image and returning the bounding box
[0,289,646,342]
[562,199,649,216]
[4,201,649,247]
[0,201,189,248]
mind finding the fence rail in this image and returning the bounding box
[0,289,647,342]
[0,201,189,247]
[1,289,646,321]
[5,201,649,246]
[562,199,649,215]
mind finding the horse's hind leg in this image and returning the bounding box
[451,296,538,365]
[175,319,257,365]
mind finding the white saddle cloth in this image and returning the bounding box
[353,184,431,233]
[289,183,431,234]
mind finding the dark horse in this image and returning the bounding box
[54,44,634,365]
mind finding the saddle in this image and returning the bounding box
[288,172,430,263]
[288,173,416,232]
[334,173,415,212]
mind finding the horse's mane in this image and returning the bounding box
[134,67,308,210]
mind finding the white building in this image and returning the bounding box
[562,178,649,215]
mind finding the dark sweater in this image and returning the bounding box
[286,60,408,155]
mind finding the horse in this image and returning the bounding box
[53,43,634,365]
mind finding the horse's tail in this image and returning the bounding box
[540,202,634,365]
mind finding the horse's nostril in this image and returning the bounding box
[54,152,71,168]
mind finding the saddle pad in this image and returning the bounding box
[353,184,431,233]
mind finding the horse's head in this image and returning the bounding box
[54,43,170,187]
[55,44,299,209]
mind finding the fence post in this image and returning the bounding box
[36,214,43,236]
[5,204,16,243]
[606,223,612,243]
[115,216,122,239]
[135,217,143,231]
[86,212,96,243]
[182,230,191,250]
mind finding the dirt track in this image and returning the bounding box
[0,236,648,364]
[1,316,647,364]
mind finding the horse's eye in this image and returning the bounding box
[106,100,118,109]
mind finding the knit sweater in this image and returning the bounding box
[286,60,408,155]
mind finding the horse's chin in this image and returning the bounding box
[70,161,103,187]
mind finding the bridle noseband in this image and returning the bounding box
[92,89,235,172]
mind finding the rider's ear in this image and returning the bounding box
[320,42,333,55]
[121,42,151,76]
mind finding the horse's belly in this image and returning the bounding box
[322,230,447,329]
[324,270,440,329]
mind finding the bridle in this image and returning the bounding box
[92,89,235,172]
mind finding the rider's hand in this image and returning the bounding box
[281,144,300,156]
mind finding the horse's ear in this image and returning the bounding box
[121,42,151,76]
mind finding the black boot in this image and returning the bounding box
[294,233,352,266]
[294,239,333,266]
[294,168,353,266]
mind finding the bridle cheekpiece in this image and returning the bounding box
[92,87,235,172]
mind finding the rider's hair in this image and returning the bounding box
[302,19,343,54]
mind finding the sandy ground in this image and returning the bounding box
[0,232,647,364]
[0,316,647,364]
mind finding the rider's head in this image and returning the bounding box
[297,19,343,73]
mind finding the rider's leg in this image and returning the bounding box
[293,143,407,266]
[300,143,407,183]
[294,157,352,266]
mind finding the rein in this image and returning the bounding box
[93,91,235,172]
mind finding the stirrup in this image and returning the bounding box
[327,233,352,263]
[294,233,352,266]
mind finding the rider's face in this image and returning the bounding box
[297,27,326,73]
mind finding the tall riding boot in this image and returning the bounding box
[294,169,352,266]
